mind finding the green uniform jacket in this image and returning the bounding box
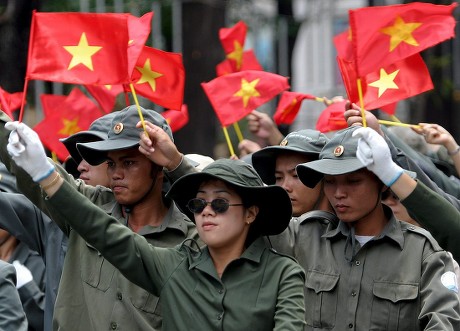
[0,111,200,330]
[45,181,306,331]
[271,204,460,330]
[0,260,28,331]
[402,180,460,263]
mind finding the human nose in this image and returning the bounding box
[77,160,89,173]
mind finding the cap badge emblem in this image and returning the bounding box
[113,123,124,134]
[333,145,344,157]
[280,139,288,146]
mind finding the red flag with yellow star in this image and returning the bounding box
[34,88,102,161]
[161,104,189,132]
[27,11,132,85]
[219,21,247,71]
[130,46,185,110]
[201,70,289,127]
[349,2,457,76]
[85,84,124,114]
[127,12,154,78]
[273,91,317,125]
[216,50,263,76]
[337,53,433,111]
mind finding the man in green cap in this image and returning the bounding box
[294,126,460,330]
[1,105,199,331]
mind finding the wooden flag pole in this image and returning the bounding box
[129,83,148,135]
[356,78,367,127]
[222,126,236,156]
[378,119,421,129]
[232,122,244,143]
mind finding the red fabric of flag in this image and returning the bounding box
[201,70,289,127]
[161,104,189,132]
[216,50,263,76]
[315,100,348,133]
[131,46,185,110]
[27,11,132,85]
[333,28,354,62]
[380,102,397,115]
[127,12,153,77]
[273,91,317,125]
[219,21,247,71]
[0,87,24,119]
[34,88,102,161]
[85,84,123,114]
[349,2,457,76]
[40,94,67,117]
[337,53,433,111]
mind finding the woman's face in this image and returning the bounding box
[193,179,257,250]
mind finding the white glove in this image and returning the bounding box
[12,260,33,289]
[5,121,54,182]
[352,127,403,187]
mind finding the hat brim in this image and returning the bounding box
[60,131,106,164]
[77,139,139,166]
[252,146,320,184]
[166,172,292,237]
[297,158,365,188]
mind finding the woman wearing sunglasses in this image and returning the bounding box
[7,121,306,331]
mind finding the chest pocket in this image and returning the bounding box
[305,270,340,329]
[80,242,115,291]
[370,281,419,330]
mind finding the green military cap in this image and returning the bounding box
[60,111,117,164]
[296,126,369,188]
[252,129,329,184]
[77,105,173,166]
[297,126,416,188]
[166,158,292,237]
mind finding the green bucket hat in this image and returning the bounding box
[252,129,329,184]
[60,111,117,164]
[166,158,292,237]
[76,105,173,165]
[296,126,366,188]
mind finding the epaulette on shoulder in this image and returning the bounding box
[298,210,339,227]
[401,221,443,251]
[268,247,299,263]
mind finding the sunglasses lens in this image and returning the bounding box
[187,198,206,213]
[210,199,229,213]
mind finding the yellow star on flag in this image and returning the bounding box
[234,78,260,107]
[63,33,102,71]
[59,117,81,136]
[135,58,163,92]
[368,68,400,97]
[227,41,244,70]
[380,16,422,52]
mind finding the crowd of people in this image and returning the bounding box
[0,98,459,330]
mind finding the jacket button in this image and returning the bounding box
[111,322,117,330]
[117,292,122,300]
[348,323,353,328]
[217,313,223,320]
[355,260,360,266]
[351,291,356,297]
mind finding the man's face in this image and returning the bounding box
[275,153,322,217]
[323,169,383,233]
[77,159,110,187]
[106,148,160,205]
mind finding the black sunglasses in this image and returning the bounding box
[187,198,244,214]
